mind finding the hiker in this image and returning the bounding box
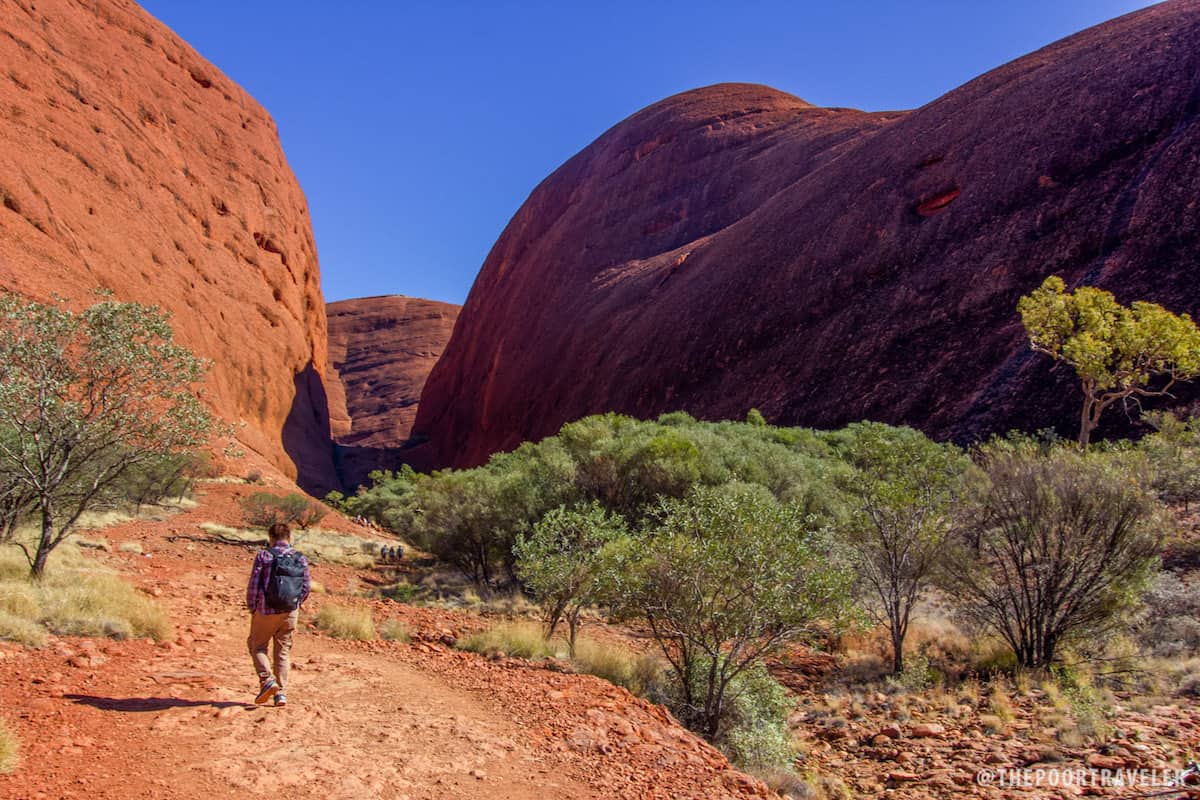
[245,522,310,707]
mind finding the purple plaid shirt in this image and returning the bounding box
[246,544,311,615]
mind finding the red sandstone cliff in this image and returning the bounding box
[326,296,460,448]
[0,0,333,489]
[414,1,1200,468]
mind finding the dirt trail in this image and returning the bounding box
[0,483,765,800]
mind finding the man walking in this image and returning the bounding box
[245,522,310,707]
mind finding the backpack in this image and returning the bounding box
[264,547,306,612]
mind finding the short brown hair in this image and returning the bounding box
[268,522,291,543]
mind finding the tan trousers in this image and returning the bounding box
[248,610,298,689]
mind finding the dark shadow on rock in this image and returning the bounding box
[282,360,337,495]
[66,694,250,712]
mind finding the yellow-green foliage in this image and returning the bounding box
[379,619,410,642]
[314,603,375,640]
[0,546,171,644]
[0,716,18,774]
[571,637,663,696]
[1019,275,1200,445]
[457,621,556,660]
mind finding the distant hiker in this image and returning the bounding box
[393,543,403,561]
[245,522,310,707]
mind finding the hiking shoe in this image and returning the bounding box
[254,679,279,705]
[274,692,287,707]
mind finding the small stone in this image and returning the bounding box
[911,722,946,738]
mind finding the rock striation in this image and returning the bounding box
[326,295,460,448]
[0,0,334,489]
[414,1,1200,468]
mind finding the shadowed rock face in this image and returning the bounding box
[326,296,460,448]
[0,0,334,489]
[413,1,1200,469]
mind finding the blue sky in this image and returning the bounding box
[140,1,1157,305]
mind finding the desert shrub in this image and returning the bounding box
[0,716,17,774]
[1135,571,1200,657]
[514,502,627,655]
[890,652,937,692]
[379,619,410,642]
[828,422,969,673]
[1140,411,1200,509]
[382,581,418,603]
[942,443,1161,669]
[241,492,327,529]
[666,661,794,772]
[608,484,853,740]
[314,603,375,640]
[346,412,872,589]
[457,621,556,660]
[111,452,204,512]
[118,541,143,554]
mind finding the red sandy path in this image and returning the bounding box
[0,483,767,800]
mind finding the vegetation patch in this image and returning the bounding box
[379,619,410,642]
[457,621,557,660]
[314,603,375,640]
[0,716,18,774]
[0,545,171,644]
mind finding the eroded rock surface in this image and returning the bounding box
[415,1,1200,467]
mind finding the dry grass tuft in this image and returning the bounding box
[314,603,375,640]
[571,637,663,696]
[379,619,410,642]
[117,541,143,554]
[0,716,18,774]
[457,621,556,660]
[0,545,171,644]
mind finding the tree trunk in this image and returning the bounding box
[891,625,905,674]
[1079,396,1096,448]
[567,607,580,659]
[32,502,53,579]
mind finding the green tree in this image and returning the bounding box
[0,293,212,577]
[1018,275,1200,447]
[941,443,1160,670]
[830,423,969,673]
[610,484,853,740]
[513,502,627,655]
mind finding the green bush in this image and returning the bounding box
[241,492,327,530]
[668,661,795,772]
[609,484,854,740]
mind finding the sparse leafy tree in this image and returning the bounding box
[0,293,213,577]
[1018,275,1200,447]
[513,502,627,655]
[831,423,969,673]
[610,484,853,740]
[941,443,1161,669]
